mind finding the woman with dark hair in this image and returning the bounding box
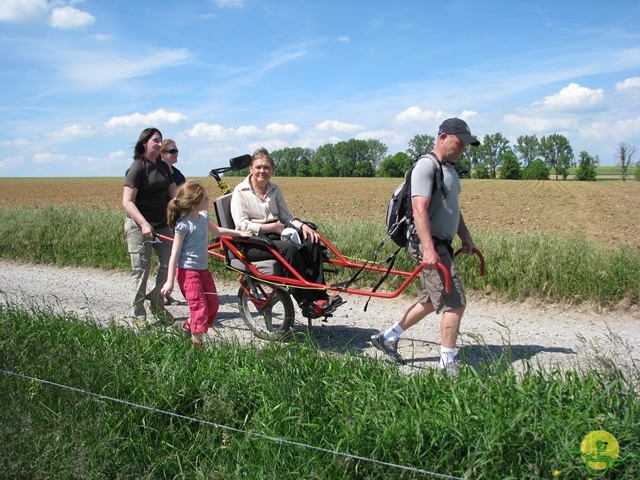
[230,147,343,318]
[122,127,177,328]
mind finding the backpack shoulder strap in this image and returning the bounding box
[418,152,446,199]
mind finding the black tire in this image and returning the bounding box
[237,281,295,340]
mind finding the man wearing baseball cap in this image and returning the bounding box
[371,118,480,375]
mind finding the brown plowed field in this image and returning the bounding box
[1,177,638,248]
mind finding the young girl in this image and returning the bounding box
[161,180,252,346]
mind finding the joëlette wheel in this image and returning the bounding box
[237,282,295,340]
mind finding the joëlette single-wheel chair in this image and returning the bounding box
[199,154,486,340]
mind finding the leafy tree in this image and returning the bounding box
[575,151,598,181]
[636,160,640,182]
[378,152,412,177]
[310,144,336,177]
[540,134,574,180]
[514,134,539,167]
[365,138,388,171]
[456,155,472,179]
[353,159,376,177]
[616,142,637,182]
[271,147,313,177]
[522,159,550,180]
[477,132,511,179]
[333,139,379,177]
[406,134,435,159]
[466,143,483,168]
[332,138,372,177]
[473,162,490,179]
[296,157,311,177]
[499,150,521,179]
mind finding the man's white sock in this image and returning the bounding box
[439,346,455,366]
[383,322,404,341]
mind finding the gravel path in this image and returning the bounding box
[1,260,638,374]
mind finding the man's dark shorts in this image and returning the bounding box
[408,241,466,314]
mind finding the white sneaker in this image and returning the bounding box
[437,361,459,377]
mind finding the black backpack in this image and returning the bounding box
[385,153,445,248]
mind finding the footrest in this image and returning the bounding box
[300,295,345,319]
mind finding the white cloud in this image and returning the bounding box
[65,48,191,85]
[259,48,307,74]
[92,33,113,41]
[616,76,640,92]
[48,124,97,141]
[610,116,640,139]
[105,109,188,129]
[265,123,299,136]
[356,129,402,144]
[0,1,95,30]
[534,83,605,111]
[186,122,230,140]
[503,114,575,133]
[337,36,351,43]
[0,0,48,23]
[108,150,127,160]
[213,0,245,7]
[314,120,364,133]
[459,110,479,121]
[1,138,30,147]
[49,6,95,29]
[33,152,68,164]
[0,156,25,170]
[235,125,261,137]
[394,106,444,124]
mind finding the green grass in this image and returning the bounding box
[0,206,638,307]
[317,219,639,307]
[562,165,637,175]
[1,303,639,479]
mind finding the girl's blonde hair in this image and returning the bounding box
[166,179,207,229]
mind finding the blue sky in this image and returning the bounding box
[1,0,639,177]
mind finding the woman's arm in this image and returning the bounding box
[168,182,177,200]
[122,186,154,237]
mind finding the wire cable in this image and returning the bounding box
[1,368,463,480]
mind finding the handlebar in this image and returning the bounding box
[453,247,485,276]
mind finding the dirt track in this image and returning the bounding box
[1,260,638,376]
[1,177,638,374]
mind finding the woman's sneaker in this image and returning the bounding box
[371,332,405,365]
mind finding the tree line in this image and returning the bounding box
[225,134,638,181]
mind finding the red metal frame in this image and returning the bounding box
[158,232,486,300]
[211,233,452,297]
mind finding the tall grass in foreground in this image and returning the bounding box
[1,303,639,479]
[0,206,638,306]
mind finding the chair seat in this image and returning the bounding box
[229,258,282,275]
